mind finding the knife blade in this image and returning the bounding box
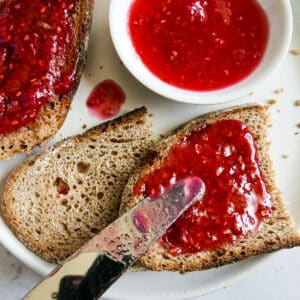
[23,175,205,300]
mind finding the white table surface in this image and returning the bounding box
[0,244,299,300]
[0,0,300,299]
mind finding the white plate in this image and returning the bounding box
[0,1,299,299]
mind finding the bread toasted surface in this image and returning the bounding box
[2,107,156,263]
[0,0,94,160]
[120,104,300,272]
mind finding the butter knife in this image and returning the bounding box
[23,175,205,300]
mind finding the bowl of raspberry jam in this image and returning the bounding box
[110,0,292,104]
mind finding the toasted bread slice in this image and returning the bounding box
[2,107,156,263]
[120,105,300,272]
[0,0,94,160]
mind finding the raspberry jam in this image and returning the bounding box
[54,177,70,195]
[86,80,126,120]
[129,0,269,91]
[134,120,272,254]
[0,0,77,134]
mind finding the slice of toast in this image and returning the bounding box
[120,104,300,272]
[0,0,94,160]
[1,107,156,263]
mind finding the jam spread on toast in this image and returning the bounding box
[134,120,271,254]
[129,0,269,91]
[0,0,78,134]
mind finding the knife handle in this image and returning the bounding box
[55,276,83,300]
[56,254,126,300]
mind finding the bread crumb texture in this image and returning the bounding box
[2,107,156,263]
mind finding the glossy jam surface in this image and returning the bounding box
[129,0,269,91]
[134,210,150,234]
[86,80,126,120]
[134,120,272,254]
[0,0,77,134]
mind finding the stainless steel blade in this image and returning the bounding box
[23,176,205,300]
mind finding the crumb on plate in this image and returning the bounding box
[290,49,300,55]
[274,88,285,94]
[294,100,300,106]
[267,98,278,105]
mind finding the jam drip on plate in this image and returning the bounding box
[0,0,78,134]
[129,0,269,91]
[86,80,126,120]
[134,120,272,254]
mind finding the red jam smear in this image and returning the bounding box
[129,0,269,91]
[0,0,77,134]
[134,120,272,254]
[86,80,126,120]
[54,177,70,195]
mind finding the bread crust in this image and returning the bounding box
[0,0,95,160]
[120,104,300,272]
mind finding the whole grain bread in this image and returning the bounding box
[0,0,94,160]
[2,107,156,263]
[120,104,300,272]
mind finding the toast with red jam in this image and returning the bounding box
[120,104,300,272]
[0,0,94,159]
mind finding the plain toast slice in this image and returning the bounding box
[0,0,94,160]
[120,105,300,272]
[2,107,156,263]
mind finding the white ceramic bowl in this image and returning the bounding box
[109,0,293,104]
